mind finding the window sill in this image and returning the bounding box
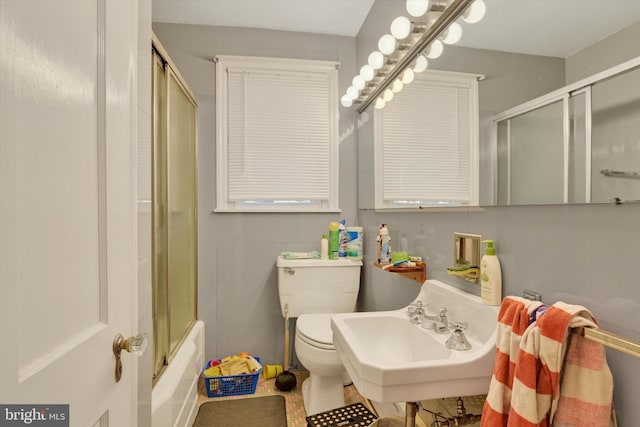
[213,208,342,214]
[373,206,485,213]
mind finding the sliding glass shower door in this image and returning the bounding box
[492,62,640,205]
[152,41,198,382]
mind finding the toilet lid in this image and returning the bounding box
[296,313,336,347]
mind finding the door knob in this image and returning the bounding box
[113,333,148,382]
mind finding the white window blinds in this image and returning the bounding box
[216,56,339,212]
[375,70,480,208]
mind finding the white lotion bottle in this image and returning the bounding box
[320,234,328,260]
[480,240,502,306]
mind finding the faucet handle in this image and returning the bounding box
[407,300,424,314]
[446,324,472,351]
[449,320,468,330]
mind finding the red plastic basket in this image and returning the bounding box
[201,357,262,398]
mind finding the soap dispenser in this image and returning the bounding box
[480,240,502,306]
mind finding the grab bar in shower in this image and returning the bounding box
[600,169,640,178]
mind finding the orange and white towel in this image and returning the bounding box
[481,296,544,426]
[507,302,613,427]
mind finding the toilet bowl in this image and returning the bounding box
[295,313,346,415]
[276,256,362,416]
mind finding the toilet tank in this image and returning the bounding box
[277,256,362,318]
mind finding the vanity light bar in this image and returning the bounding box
[354,0,475,113]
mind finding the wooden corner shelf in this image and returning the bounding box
[374,261,426,284]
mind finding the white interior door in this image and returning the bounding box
[0,1,140,426]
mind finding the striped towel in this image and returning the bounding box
[508,302,613,426]
[481,296,544,426]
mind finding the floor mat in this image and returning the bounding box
[193,395,287,427]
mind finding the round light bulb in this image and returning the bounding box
[346,85,359,100]
[406,0,429,18]
[392,79,404,93]
[390,16,411,40]
[368,51,385,70]
[360,64,375,81]
[413,54,428,73]
[442,22,463,45]
[378,34,397,55]
[425,40,444,59]
[383,88,394,103]
[375,97,386,109]
[463,0,486,24]
[340,95,353,108]
[402,68,415,84]
[353,75,365,90]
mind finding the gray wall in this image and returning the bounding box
[152,23,359,367]
[566,21,640,84]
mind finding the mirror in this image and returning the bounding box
[357,0,640,207]
[450,233,482,284]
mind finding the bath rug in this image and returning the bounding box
[193,395,287,427]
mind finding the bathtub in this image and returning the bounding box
[151,320,205,427]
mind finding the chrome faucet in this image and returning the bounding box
[420,307,449,334]
[407,301,449,334]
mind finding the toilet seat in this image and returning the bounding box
[296,313,336,350]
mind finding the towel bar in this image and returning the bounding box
[581,328,640,358]
[522,291,640,359]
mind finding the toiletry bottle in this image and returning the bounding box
[346,226,363,260]
[400,233,409,253]
[377,224,391,264]
[320,234,328,260]
[480,240,502,306]
[328,222,339,260]
[338,219,347,258]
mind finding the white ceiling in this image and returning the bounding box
[152,0,375,37]
[152,0,640,58]
[459,0,640,58]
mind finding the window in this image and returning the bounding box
[374,70,480,209]
[215,55,340,212]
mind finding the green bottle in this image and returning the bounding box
[328,222,339,260]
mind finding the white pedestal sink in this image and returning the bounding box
[331,279,499,404]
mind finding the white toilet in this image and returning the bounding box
[276,256,362,416]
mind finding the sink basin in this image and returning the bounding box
[331,279,499,403]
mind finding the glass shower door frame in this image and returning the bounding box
[489,55,640,205]
[151,36,199,383]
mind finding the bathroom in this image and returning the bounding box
[151,0,640,424]
[1,0,639,426]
